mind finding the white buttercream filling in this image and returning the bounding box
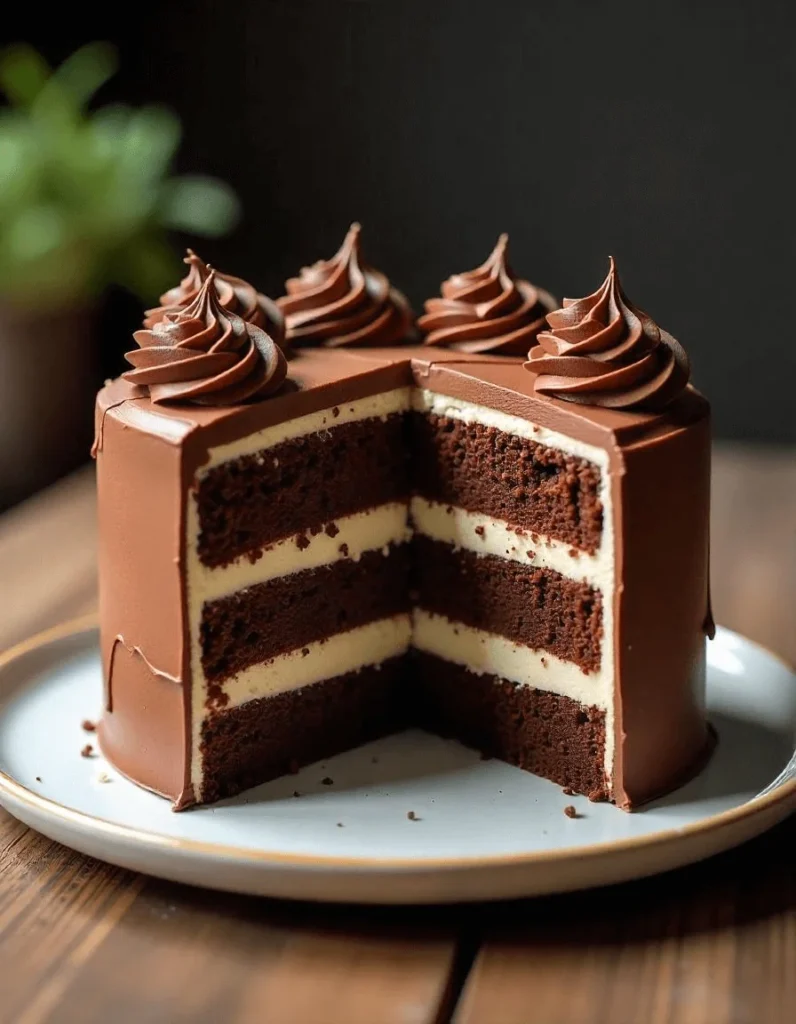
[410,497,611,589]
[413,609,612,710]
[187,503,411,606]
[217,615,412,711]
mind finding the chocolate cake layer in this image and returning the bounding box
[200,656,408,803]
[412,537,603,672]
[412,652,609,800]
[411,412,602,553]
[201,546,410,683]
[197,414,409,567]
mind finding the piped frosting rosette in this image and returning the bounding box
[418,234,556,355]
[145,250,286,349]
[124,271,287,406]
[526,258,690,411]
[277,223,413,347]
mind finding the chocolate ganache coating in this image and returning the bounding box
[144,249,286,348]
[526,258,690,411]
[276,223,413,347]
[418,234,556,355]
[123,271,287,406]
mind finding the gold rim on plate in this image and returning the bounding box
[0,616,794,872]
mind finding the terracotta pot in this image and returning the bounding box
[0,304,97,511]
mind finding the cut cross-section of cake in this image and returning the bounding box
[188,382,415,804]
[95,248,713,810]
[409,387,614,800]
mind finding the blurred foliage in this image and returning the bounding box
[0,42,240,311]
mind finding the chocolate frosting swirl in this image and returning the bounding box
[417,234,556,354]
[277,223,413,347]
[526,258,690,411]
[124,271,287,406]
[145,250,286,348]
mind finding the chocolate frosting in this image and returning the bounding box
[277,223,413,347]
[526,258,690,411]
[123,272,287,406]
[145,249,286,348]
[418,234,556,355]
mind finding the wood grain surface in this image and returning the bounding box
[0,445,793,1024]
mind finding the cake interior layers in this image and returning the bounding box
[195,391,411,568]
[411,652,609,801]
[187,389,414,796]
[412,536,602,673]
[410,401,603,554]
[200,544,410,684]
[200,656,409,804]
[188,386,615,803]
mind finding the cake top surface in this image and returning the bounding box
[423,359,708,449]
[98,347,412,457]
[144,249,285,347]
[418,234,556,355]
[98,343,708,470]
[122,271,287,406]
[526,258,691,412]
[276,223,414,348]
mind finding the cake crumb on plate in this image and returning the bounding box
[564,805,580,819]
[81,744,94,758]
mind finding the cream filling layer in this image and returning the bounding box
[410,497,611,589]
[188,503,411,606]
[413,610,612,711]
[200,387,411,472]
[191,615,412,795]
[216,615,412,710]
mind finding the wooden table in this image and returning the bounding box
[0,447,793,1024]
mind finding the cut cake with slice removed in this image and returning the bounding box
[96,344,712,810]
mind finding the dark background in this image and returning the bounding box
[5,0,796,442]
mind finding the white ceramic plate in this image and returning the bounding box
[0,618,794,904]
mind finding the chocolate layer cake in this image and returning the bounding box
[96,238,713,809]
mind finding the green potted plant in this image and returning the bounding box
[0,42,239,508]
